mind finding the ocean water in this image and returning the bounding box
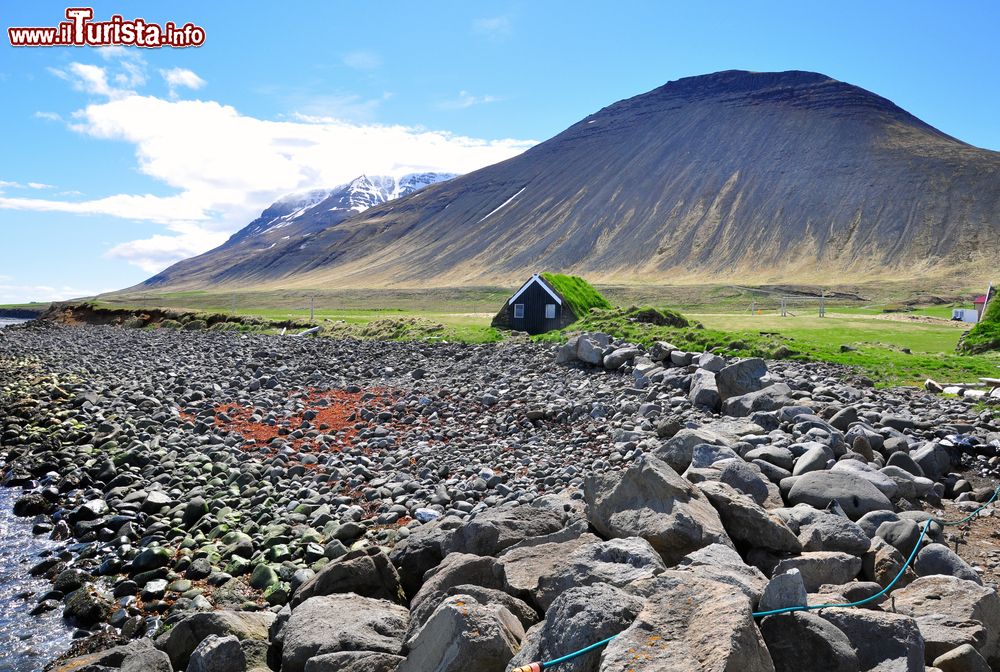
[0,488,75,672]
[3,319,73,671]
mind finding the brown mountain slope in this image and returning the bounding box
[140,70,1000,290]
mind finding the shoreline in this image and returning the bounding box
[1,320,999,671]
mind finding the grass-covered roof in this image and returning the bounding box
[540,272,611,318]
[961,290,1000,353]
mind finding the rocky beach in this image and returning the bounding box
[2,319,1000,671]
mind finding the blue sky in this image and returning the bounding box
[1,1,998,302]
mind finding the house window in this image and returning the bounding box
[545,304,556,319]
[513,304,525,319]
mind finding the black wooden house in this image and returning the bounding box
[492,274,574,335]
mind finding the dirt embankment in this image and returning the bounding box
[0,307,47,319]
[40,301,315,331]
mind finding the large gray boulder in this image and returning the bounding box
[676,543,768,606]
[654,428,730,474]
[156,611,276,671]
[772,552,862,591]
[820,609,925,672]
[697,481,801,553]
[62,583,113,629]
[292,547,405,607]
[497,533,600,608]
[56,640,160,672]
[746,446,795,472]
[791,445,832,477]
[876,519,923,558]
[931,644,991,672]
[280,595,409,672]
[689,443,741,469]
[508,584,644,672]
[831,460,900,500]
[442,585,539,631]
[388,515,463,598]
[911,615,986,667]
[689,369,721,409]
[603,572,774,671]
[304,652,404,672]
[576,333,610,365]
[893,576,1000,667]
[398,595,523,672]
[911,443,952,482]
[787,470,893,520]
[862,536,918,589]
[604,346,642,370]
[723,383,796,417]
[719,459,772,506]
[716,358,772,399]
[534,537,666,611]
[186,635,246,672]
[584,454,730,565]
[760,612,859,672]
[120,647,173,672]
[446,505,564,557]
[408,553,506,637]
[913,544,982,585]
[757,569,807,613]
[796,511,871,556]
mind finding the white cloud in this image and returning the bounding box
[439,90,501,109]
[67,63,116,97]
[342,50,381,70]
[35,111,63,122]
[1,71,536,273]
[473,16,512,39]
[116,60,147,88]
[160,67,206,98]
[0,180,53,190]
[0,283,106,303]
[48,62,136,99]
[105,224,229,273]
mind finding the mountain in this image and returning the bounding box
[140,173,455,288]
[139,70,1000,290]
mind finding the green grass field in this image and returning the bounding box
[10,284,999,387]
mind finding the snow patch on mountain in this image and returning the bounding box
[243,172,456,239]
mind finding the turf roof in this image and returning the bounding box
[540,272,612,318]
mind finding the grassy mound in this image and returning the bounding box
[540,273,611,317]
[624,306,690,328]
[959,295,1000,353]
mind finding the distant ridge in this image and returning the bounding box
[139,173,455,289]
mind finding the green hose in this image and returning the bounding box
[532,485,1000,668]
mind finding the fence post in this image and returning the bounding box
[819,292,826,318]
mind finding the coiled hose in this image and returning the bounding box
[512,486,1000,671]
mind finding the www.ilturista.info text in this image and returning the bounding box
[8,8,205,48]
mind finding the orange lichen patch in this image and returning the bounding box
[186,387,397,455]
